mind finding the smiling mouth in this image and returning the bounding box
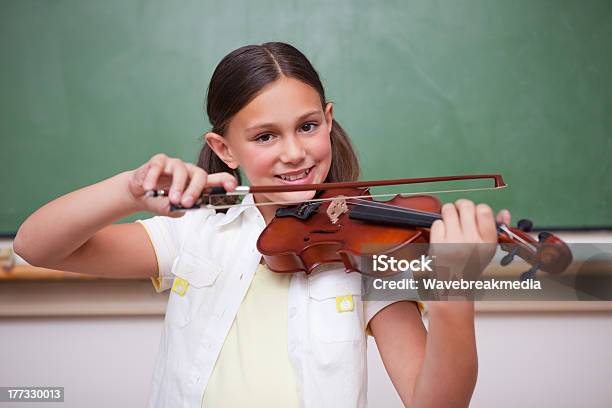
[275,166,314,182]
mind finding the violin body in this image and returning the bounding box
[257,187,573,280]
[257,187,442,275]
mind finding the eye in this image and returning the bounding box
[299,122,317,133]
[255,133,275,143]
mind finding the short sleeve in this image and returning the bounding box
[136,211,201,293]
[364,300,426,337]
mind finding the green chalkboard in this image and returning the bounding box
[2,0,611,234]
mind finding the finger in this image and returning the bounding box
[430,219,445,244]
[143,155,166,190]
[476,204,497,243]
[496,209,511,225]
[182,166,208,207]
[166,160,188,205]
[441,203,461,241]
[206,172,238,191]
[455,199,479,241]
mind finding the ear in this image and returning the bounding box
[324,102,334,134]
[204,132,239,169]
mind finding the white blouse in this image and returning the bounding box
[137,194,398,407]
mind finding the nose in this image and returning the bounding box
[279,134,306,164]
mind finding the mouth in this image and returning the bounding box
[275,166,315,183]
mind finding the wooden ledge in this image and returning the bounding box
[1,278,610,317]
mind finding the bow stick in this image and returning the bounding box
[145,174,507,211]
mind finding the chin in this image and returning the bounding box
[277,190,317,204]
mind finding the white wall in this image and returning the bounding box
[1,313,611,407]
[0,316,161,408]
[368,313,612,408]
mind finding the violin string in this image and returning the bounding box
[201,185,506,210]
[346,197,512,232]
[350,197,511,232]
[346,197,537,247]
[347,198,537,254]
[345,198,441,225]
[347,197,442,219]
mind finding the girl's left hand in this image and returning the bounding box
[429,199,511,280]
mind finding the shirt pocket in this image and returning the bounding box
[308,271,364,343]
[165,251,222,327]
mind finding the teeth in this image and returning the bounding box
[279,167,311,181]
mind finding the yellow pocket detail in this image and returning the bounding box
[172,277,189,296]
[336,295,354,313]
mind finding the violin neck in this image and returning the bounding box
[349,201,506,234]
[349,202,440,228]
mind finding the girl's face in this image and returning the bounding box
[206,77,334,222]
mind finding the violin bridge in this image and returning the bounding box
[327,196,348,224]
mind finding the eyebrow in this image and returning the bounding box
[244,110,321,132]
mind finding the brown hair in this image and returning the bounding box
[198,42,360,190]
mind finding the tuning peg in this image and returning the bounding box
[520,263,540,281]
[538,231,552,243]
[500,247,518,266]
[517,219,533,232]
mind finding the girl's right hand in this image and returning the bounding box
[127,153,237,216]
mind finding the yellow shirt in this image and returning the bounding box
[202,263,300,407]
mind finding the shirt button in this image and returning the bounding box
[289,307,297,318]
[203,341,211,350]
[289,341,297,352]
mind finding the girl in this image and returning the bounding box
[14,42,511,408]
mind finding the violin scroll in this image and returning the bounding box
[498,221,572,281]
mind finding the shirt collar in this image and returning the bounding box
[215,193,258,228]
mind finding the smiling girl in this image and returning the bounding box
[14,42,510,408]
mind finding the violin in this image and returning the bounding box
[152,174,573,281]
